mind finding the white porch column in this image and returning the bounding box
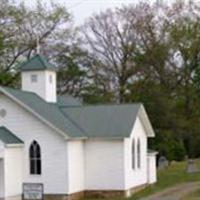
[4,147,23,199]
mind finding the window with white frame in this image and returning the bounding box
[29,140,41,175]
[31,74,38,83]
[132,139,135,169]
[137,138,141,168]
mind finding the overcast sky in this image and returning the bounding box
[67,0,136,24]
[22,0,140,24]
[19,0,194,24]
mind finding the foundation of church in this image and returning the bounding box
[5,184,148,200]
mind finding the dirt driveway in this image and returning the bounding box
[140,182,200,200]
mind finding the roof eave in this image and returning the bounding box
[21,68,57,72]
[70,136,125,140]
[67,136,87,141]
[138,105,155,137]
[5,143,24,148]
[148,151,159,156]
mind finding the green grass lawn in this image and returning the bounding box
[132,160,200,199]
[85,160,200,200]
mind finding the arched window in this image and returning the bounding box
[137,139,141,168]
[29,141,41,175]
[132,139,135,169]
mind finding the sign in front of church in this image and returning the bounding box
[23,183,44,200]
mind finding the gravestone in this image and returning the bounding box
[186,159,199,173]
[158,156,169,169]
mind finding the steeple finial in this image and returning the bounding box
[36,36,40,55]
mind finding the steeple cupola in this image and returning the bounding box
[20,54,57,103]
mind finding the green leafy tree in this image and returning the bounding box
[0,0,71,86]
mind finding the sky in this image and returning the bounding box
[22,0,139,24]
[19,0,195,25]
[67,0,135,24]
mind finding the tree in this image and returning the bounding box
[56,46,89,96]
[0,0,71,86]
[83,8,140,103]
[82,0,200,159]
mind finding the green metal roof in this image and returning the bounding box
[0,126,24,144]
[57,95,82,107]
[20,54,56,71]
[61,104,141,138]
[0,86,152,139]
[0,87,85,138]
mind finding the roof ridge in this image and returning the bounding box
[37,54,57,70]
[37,54,48,67]
[60,103,143,108]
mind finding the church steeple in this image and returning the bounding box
[20,54,57,103]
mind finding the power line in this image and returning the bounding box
[68,0,88,10]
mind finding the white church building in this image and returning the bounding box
[0,54,157,200]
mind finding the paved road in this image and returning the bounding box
[140,182,200,200]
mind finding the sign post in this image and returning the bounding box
[23,183,44,200]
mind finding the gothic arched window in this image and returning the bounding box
[132,139,135,169]
[137,139,141,169]
[29,141,41,175]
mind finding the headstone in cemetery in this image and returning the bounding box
[186,159,199,173]
[23,183,44,200]
[158,156,169,169]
